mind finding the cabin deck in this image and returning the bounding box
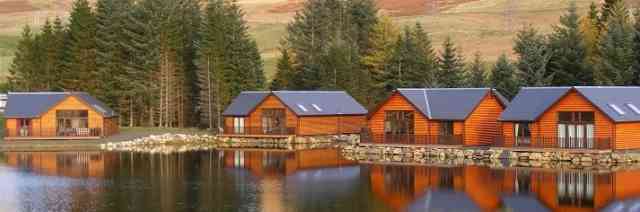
[493,146,612,154]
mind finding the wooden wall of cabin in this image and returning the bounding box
[38,96,105,137]
[368,92,438,136]
[464,92,504,146]
[614,122,640,149]
[298,115,366,135]
[527,90,613,148]
[103,117,119,136]
[246,95,298,133]
[500,122,515,147]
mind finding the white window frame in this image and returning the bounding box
[233,117,245,134]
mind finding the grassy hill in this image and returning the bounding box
[0,0,633,82]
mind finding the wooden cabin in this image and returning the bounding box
[221,91,367,137]
[365,88,508,146]
[3,92,119,140]
[498,86,640,150]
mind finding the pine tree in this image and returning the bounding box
[360,15,398,106]
[383,24,437,90]
[197,0,264,130]
[581,3,602,75]
[437,36,464,88]
[514,25,553,86]
[489,54,519,99]
[270,46,295,90]
[549,1,591,85]
[465,52,486,87]
[8,25,37,91]
[597,1,635,85]
[631,8,640,84]
[63,0,98,92]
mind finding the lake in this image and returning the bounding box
[0,149,638,212]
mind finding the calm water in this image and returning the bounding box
[0,149,639,212]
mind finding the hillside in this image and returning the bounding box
[0,0,629,81]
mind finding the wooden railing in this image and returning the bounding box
[493,136,612,150]
[360,130,463,146]
[223,127,296,135]
[5,128,102,137]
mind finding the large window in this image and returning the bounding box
[557,112,595,148]
[384,111,414,135]
[262,109,286,134]
[440,121,454,136]
[56,110,89,136]
[514,122,531,145]
[57,110,89,129]
[557,171,594,207]
[233,117,245,134]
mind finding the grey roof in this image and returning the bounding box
[396,88,507,120]
[221,91,269,116]
[272,91,367,116]
[222,91,367,117]
[499,87,571,121]
[4,92,116,118]
[501,195,549,212]
[407,189,481,212]
[499,86,640,122]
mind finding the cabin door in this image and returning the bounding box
[384,111,414,143]
[17,119,32,137]
[262,109,286,134]
[557,112,594,148]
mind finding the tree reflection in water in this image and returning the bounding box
[0,150,638,212]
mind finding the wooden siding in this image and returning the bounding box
[501,90,616,149]
[298,115,366,136]
[464,93,505,146]
[615,122,640,149]
[368,92,436,136]
[534,90,613,142]
[4,95,116,138]
[246,95,298,132]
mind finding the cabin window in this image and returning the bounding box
[384,111,414,135]
[233,117,244,134]
[262,109,286,134]
[17,119,31,137]
[514,122,531,145]
[557,112,595,148]
[440,121,454,136]
[557,171,594,207]
[56,110,89,129]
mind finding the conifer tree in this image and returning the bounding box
[549,1,591,85]
[489,54,519,99]
[514,26,553,86]
[8,25,37,91]
[437,36,464,88]
[465,52,486,87]
[197,0,263,130]
[597,1,635,85]
[63,0,97,92]
[270,46,295,90]
[383,24,437,90]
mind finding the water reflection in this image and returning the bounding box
[0,150,639,211]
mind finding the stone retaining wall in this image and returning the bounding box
[343,144,640,166]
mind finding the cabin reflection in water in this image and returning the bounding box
[221,148,357,177]
[4,152,116,178]
[368,164,640,212]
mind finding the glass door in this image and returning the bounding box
[558,112,594,148]
[262,109,286,134]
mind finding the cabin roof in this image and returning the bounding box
[396,88,508,120]
[4,92,117,118]
[221,91,270,116]
[407,189,480,211]
[222,91,367,117]
[499,86,640,122]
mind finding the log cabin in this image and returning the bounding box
[365,88,509,146]
[3,92,119,140]
[498,86,640,150]
[221,91,368,136]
